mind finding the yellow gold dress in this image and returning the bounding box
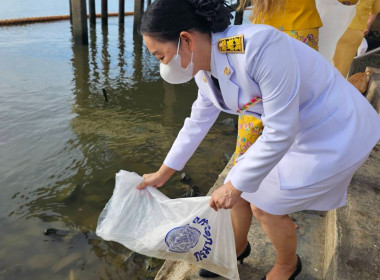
[333,0,380,77]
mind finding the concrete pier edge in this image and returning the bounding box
[321,66,380,280]
[365,67,380,114]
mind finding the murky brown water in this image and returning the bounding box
[0,17,237,279]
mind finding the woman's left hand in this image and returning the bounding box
[209,181,242,211]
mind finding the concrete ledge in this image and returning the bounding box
[349,50,380,76]
[321,67,380,280]
[334,142,380,279]
[323,210,337,279]
[155,260,191,280]
[365,67,380,114]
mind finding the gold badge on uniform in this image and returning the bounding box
[217,34,245,54]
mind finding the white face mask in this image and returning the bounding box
[160,38,194,84]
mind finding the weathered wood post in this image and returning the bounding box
[133,32,143,82]
[88,0,96,26]
[147,0,152,7]
[101,0,108,26]
[71,0,88,45]
[133,0,144,33]
[69,0,73,24]
[89,27,99,82]
[119,0,125,25]
[116,28,126,91]
[102,27,111,101]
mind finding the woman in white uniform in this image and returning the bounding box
[136,0,380,279]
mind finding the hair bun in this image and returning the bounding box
[188,0,233,32]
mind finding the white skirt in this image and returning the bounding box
[226,154,369,215]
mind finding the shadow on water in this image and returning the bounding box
[1,19,236,280]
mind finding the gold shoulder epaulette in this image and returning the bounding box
[217,34,245,54]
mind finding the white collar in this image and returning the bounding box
[210,33,218,78]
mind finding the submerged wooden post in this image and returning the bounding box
[133,0,144,33]
[69,0,73,24]
[119,0,125,25]
[101,0,108,26]
[71,0,88,44]
[89,0,96,26]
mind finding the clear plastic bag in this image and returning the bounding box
[96,170,239,280]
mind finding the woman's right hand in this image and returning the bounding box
[136,164,176,190]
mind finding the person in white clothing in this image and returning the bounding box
[136,0,380,279]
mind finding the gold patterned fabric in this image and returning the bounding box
[283,28,319,51]
[217,35,245,53]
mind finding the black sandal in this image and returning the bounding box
[261,255,302,280]
[199,242,251,278]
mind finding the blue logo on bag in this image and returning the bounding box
[192,217,213,262]
[165,224,201,253]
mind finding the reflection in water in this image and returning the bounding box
[118,26,126,87]
[133,32,143,83]
[0,18,236,279]
[89,24,100,104]
[101,25,110,98]
[162,81,177,127]
[72,44,90,107]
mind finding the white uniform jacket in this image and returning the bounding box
[164,24,380,193]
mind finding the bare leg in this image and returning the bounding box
[251,205,298,280]
[231,197,252,256]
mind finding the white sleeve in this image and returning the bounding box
[164,89,221,171]
[230,30,300,192]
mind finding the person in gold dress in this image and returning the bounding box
[333,0,380,77]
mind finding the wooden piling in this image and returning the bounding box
[69,0,73,24]
[118,27,126,78]
[101,0,108,26]
[71,0,88,45]
[119,0,125,25]
[133,32,143,82]
[133,0,144,33]
[89,0,96,26]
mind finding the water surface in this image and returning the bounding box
[0,16,237,279]
[0,0,136,19]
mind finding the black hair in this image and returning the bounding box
[140,0,233,41]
